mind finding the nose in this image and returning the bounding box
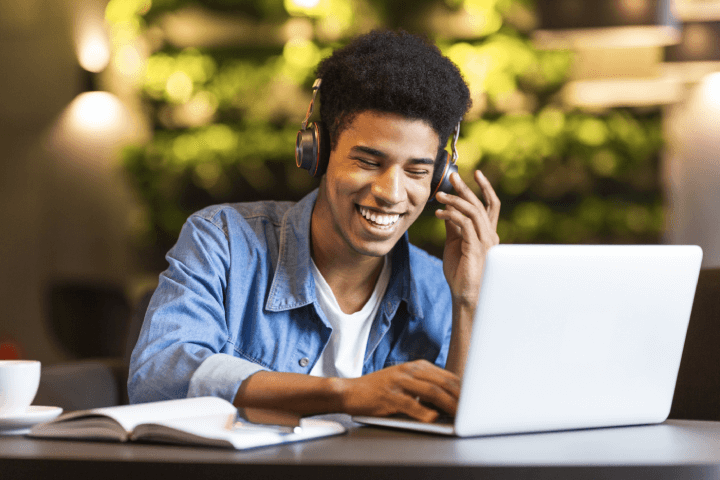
[371,165,405,206]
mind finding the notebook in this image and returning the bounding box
[353,244,703,437]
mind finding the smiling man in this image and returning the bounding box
[128,30,500,422]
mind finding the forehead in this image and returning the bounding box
[338,111,441,158]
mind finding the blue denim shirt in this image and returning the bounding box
[128,190,452,405]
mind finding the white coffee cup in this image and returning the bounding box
[0,360,41,416]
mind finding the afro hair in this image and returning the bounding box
[315,30,471,152]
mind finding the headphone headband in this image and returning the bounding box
[301,79,322,130]
[451,121,461,165]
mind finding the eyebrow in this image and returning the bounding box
[350,145,435,165]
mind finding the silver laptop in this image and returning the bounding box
[353,244,703,437]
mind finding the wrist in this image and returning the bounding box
[323,376,349,413]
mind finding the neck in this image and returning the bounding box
[310,192,385,314]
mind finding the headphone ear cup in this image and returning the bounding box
[314,121,330,177]
[429,150,457,203]
[295,122,330,178]
[295,127,317,172]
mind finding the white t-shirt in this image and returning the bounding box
[309,256,391,378]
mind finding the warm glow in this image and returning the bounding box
[75,2,111,73]
[696,72,720,114]
[77,30,111,72]
[292,0,320,7]
[67,92,127,133]
[284,0,348,20]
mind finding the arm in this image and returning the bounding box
[128,213,268,404]
[234,359,461,423]
[435,171,501,378]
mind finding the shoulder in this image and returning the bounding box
[189,200,297,236]
[171,200,299,264]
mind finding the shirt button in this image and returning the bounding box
[299,357,309,367]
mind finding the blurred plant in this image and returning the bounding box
[110,0,665,264]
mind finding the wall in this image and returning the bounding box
[0,0,138,363]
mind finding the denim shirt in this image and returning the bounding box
[128,190,453,405]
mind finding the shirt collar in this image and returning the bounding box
[266,189,424,320]
[265,189,318,312]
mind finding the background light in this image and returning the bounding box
[74,0,111,72]
[292,0,321,8]
[77,28,111,73]
[65,91,130,137]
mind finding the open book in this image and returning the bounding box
[28,397,345,449]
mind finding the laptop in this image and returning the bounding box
[353,244,703,437]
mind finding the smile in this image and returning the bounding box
[357,206,401,228]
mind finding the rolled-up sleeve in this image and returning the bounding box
[128,213,268,404]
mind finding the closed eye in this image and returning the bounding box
[352,157,380,168]
[406,168,430,177]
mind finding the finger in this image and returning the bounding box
[401,360,461,399]
[436,191,492,242]
[399,378,458,416]
[435,204,486,246]
[447,172,487,211]
[439,172,495,238]
[438,204,462,238]
[397,393,440,423]
[474,170,501,229]
[457,171,497,235]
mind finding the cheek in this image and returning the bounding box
[409,177,432,205]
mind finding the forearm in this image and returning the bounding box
[444,300,476,378]
[234,371,345,416]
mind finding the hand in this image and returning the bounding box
[338,360,461,422]
[435,171,500,308]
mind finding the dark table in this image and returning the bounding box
[2,417,720,479]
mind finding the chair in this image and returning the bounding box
[34,284,153,410]
[47,283,131,358]
[669,268,720,421]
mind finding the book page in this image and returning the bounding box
[91,397,238,432]
[30,415,129,441]
[30,397,238,440]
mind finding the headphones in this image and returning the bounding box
[295,79,461,203]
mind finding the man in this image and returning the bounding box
[128,30,500,423]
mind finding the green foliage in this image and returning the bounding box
[115,0,665,260]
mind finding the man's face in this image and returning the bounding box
[316,110,440,258]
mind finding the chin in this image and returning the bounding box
[350,242,394,258]
[347,227,407,258]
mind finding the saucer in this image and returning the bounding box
[0,406,63,435]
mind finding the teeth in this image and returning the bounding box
[359,206,399,227]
